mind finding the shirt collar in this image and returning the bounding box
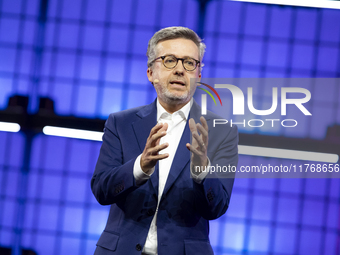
[156,98,192,122]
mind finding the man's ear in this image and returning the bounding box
[147,67,153,83]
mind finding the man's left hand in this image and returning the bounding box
[186,116,209,172]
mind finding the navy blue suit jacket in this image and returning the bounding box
[91,100,238,255]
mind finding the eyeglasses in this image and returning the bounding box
[152,55,200,71]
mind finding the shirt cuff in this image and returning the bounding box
[133,154,155,186]
[190,158,211,184]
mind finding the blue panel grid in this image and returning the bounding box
[222,221,246,251]
[85,0,107,22]
[294,8,317,41]
[320,9,340,43]
[244,4,267,36]
[0,18,20,43]
[269,6,292,39]
[248,225,271,252]
[274,227,296,254]
[58,23,79,49]
[82,25,104,51]
[299,229,322,254]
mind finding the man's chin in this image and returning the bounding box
[162,93,190,104]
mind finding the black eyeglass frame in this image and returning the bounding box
[151,55,201,71]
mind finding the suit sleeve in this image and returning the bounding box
[91,113,139,205]
[192,124,238,220]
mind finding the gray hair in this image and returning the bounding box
[146,26,206,70]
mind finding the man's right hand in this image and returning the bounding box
[140,122,169,174]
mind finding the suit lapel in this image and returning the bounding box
[150,163,159,197]
[161,100,210,198]
[132,100,158,195]
[132,101,157,153]
[161,122,191,197]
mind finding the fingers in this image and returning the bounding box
[189,117,208,149]
[151,129,166,146]
[196,116,208,140]
[189,118,196,131]
[149,122,167,138]
[186,143,204,156]
[200,116,208,133]
[188,119,200,146]
[189,117,208,136]
[187,117,209,168]
[196,123,208,148]
[146,122,168,151]
[191,129,205,149]
[148,122,168,146]
[156,122,168,145]
[145,150,169,162]
[148,142,169,155]
[141,122,169,172]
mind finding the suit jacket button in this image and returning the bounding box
[136,243,142,251]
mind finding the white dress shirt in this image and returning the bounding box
[133,99,208,255]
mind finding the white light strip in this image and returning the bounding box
[0,121,21,133]
[231,0,340,10]
[239,145,339,163]
[41,126,339,161]
[43,126,103,141]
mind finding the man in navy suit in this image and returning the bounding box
[91,26,238,255]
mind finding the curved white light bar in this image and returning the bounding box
[0,121,21,132]
[42,126,338,162]
[239,145,339,163]
[43,126,103,141]
[231,0,340,10]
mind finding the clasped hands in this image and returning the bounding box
[140,116,209,175]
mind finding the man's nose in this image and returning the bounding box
[173,60,185,75]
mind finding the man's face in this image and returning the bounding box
[147,38,201,108]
